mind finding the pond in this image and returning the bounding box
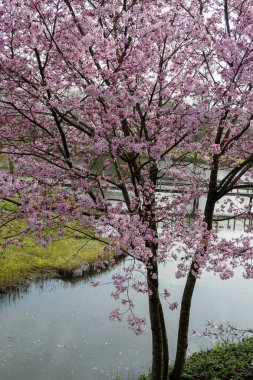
[1,230,253,380]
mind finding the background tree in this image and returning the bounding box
[170,1,253,378]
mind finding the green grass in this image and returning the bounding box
[181,337,253,380]
[118,338,253,380]
[0,192,107,290]
[0,222,105,290]
[0,154,9,169]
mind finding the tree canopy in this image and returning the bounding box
[1,1,253,379]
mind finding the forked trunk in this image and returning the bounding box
[147,263,169,380]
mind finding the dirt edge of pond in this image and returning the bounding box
[0,257,122,296]
[0,266,97,295]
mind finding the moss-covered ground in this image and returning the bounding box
[0,214,105,292]
[0,234,104,291]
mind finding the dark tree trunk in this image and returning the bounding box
[170,266,196,380]
[159,301,169,380]
[170,172,217,380]
[147,260,169,380]
[148,265,163,380]
[147,162,169,379]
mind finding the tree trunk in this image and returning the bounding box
[146,162,169,379]
[170,265,196,380]
[148,263,168,380]
[159,301,169,380]
[170,193,216,380]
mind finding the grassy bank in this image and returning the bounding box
[0,226,105,292]
[0,193,106,292]
[181,337,253,380]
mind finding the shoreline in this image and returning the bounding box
[0,235,105,295]
[0,255,121,295]
[0,267,88,295]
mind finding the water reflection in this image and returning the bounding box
[1,232,253,380]
[0,270,98,311]
[0,264,151,380]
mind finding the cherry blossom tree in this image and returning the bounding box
[1,1,253,380]
[170,1,253,378]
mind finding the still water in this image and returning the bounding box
[1,232,253,380]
